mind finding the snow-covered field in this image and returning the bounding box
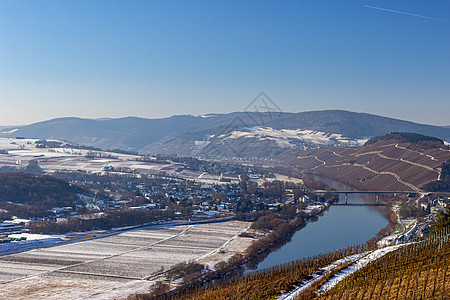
[220,127,367,148]
[303,204,326,213]
[0,138,234,184]
[0,137,166,175]
[0,221,252,299]
[7,233,63,241]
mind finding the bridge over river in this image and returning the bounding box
[308,190,417,206]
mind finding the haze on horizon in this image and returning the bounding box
[1,1,449,126]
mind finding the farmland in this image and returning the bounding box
[0,137,240,184]
[0,220,252,299]
[0,137,178,176]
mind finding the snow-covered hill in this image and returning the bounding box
[220,127,367,148]
[3,110,450,158]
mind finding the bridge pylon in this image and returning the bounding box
[345,193,348,205]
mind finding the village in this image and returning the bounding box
[0,137,335,252]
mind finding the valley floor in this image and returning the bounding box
[0,220,254,300]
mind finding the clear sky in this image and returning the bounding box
[1,0,449,126]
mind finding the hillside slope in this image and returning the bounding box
[142,111,450,157]
[2,111,450,156]
[317,228,450,300]
[287,133,450,191]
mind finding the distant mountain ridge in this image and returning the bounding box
[1,110,449,157]
[1,116,203,151]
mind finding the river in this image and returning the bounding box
[254,176,389,271]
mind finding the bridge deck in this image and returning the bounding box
[310,190,415,194]
[332,203,387,206]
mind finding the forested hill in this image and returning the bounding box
[0,173,82,218]
[365,132,444,149]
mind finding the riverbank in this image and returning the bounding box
[130,176,390,298]
[255,192,388,271]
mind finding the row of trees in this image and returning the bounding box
[29,209,180,234]
[434,204,450,231]
[424,160,450,192]
[399,201,429,219]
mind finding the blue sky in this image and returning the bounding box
[1,0,449,125]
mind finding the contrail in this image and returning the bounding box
[364,5,450,23]
[41,0,57,7]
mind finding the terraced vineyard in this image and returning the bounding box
[317,227,450,299]
[289,135,450,192]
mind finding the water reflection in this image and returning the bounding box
[253,175,389,271]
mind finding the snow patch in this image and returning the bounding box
[279,252,368,300]
[220,127,366,148]
[1,128,19,134]
[319,244,406,292]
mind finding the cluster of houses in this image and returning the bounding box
[433,196,449,209]
[46,170,317,223]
